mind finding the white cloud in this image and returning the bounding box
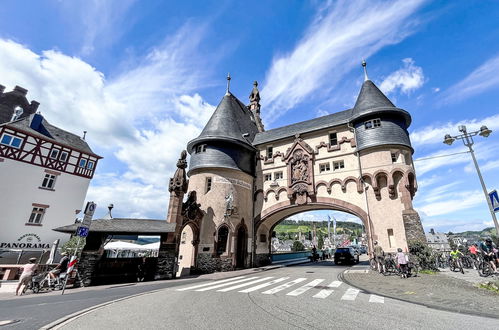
[417,190,483,216]
[410,113,499,148]
[442,53,499,104]
[0,24,217,218]
[260,0,426,124]
[379,58,424,95]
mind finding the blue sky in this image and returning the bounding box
[1,0,498,233]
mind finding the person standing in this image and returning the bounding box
[373,241,385,273]
[16,258,38,296]
[395,248,408,278]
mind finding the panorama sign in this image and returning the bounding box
[0,233,51,249]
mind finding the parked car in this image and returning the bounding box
[359,245,367,254]
[334,247,359,265]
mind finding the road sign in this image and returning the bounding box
[81,202,96,228]
[76,226,89,237]
[489,190,499,212]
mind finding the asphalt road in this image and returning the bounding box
[56,262,497,330]
[0,277,208,329]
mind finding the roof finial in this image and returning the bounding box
[226,73,231,95]
[362,59,369,81]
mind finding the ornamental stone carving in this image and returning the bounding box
[284,136,315,204]
[181,191,203,223]
[169,150,188,196]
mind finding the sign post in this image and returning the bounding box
[62,202,96,295]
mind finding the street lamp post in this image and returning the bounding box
[443,125,499,235]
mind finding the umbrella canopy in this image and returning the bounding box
[104,241,144,250]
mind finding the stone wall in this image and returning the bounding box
[155,243,177,280]
[196,253,234,273]
[79,250,103,286]
[403,210,426,243]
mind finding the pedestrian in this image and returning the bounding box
[373,241,385,273]
[49,252,70,282]
[16,257,38,296]
[395,248,408,278]
[312,245,317,262]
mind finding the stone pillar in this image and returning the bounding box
[78,233,106,286]
[254,253,271,267]
[155,233,177,280]
[402,210,426,243]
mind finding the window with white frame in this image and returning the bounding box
[319,163,330,173]
[333,160,345,170]
[274,172,283,180]
[87,160,94,170]
[28,207,46,224]
[329,132,338,146]
[79,159,87,168]
[266,146,273,159]
[59,151,69,162]
[41,174,57,189]
[364,118,381,129]
[49,149,60,159]
[195,144,207,153]
[0,133,23,148]
[264,173,272,181]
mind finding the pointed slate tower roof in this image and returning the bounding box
[350,79,411,126]
[187,92,259,152]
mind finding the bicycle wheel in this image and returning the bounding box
[32,283,40,294]
[369,258,377,271]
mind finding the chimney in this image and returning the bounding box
[13,86,28,96]
[30,101,40,112]
[430,228,435,235]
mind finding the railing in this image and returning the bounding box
[0,264,56,281]
[271,251,312,262]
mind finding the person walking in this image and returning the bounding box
[373,241,385,273]
[16,257,38,296]
[395,248,408,278]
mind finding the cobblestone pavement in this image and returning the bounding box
[341,269,498,319]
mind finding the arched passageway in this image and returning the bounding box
[177,225,195,277]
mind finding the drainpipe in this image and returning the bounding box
[347,122,375,258]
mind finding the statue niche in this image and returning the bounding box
[284,137,315,205]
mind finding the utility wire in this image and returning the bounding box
[414,151,469,162]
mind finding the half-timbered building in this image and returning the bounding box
[0,84,101,255]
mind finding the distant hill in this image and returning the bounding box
[274,220,363,237]
[454,227,497,237]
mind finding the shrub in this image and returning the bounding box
[292,241,305,252]
[408,240,438,271]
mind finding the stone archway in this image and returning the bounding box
[235,223,247,268]
[176,222,200,277]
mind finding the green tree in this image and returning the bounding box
[60,236,86,256]
[292,241,305,252]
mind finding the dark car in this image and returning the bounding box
[334,247,359,265]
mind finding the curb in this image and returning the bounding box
[338,270,499,320]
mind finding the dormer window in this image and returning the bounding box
[50,149,60,159]
[0,133,23,148]
[195,144,207,153]
[364,118,381,129]
[11,106,23,121]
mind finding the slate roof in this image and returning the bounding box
[253,109,352,145]
[187,93,259,152]
[350,80,411,126]
[53,218,176,235]
[1,114,99,157]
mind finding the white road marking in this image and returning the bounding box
[312,280,342,299]
[238,277,289,293]
[262,278,307,295]
[176,276,247,291]
[196,277,259,291]
[369,294,385,303]
[287,279,324,296]
[341,288,360,301]
[217,277,274,292]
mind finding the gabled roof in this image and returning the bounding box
[253,109,352,145]
[53,218,176,235]
[1,114,99,157]
[350,80,411,126]
[187,93,259,152]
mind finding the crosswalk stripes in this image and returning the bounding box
[287,279,324,296]
[176,276,247,291]
[261,278,307,295]
[312,280,342,299]
[196,277,259,292]
[217,277,274,292]
[176,276,384,304]
[238,277,289,293]
[369,294,384,303]
[341,288,360,301]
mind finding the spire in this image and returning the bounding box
[362,59,369,81]
[226,73,231,95]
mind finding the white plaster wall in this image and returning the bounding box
[0,158,90,250]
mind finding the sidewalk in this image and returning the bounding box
[341,268,499,319]
[0,260,308,300]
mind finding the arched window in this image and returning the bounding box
[216,225,229,256]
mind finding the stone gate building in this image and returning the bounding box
[166,67,425,274]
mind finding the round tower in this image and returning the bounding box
[185,82,259,273]
[350,63,424,253]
